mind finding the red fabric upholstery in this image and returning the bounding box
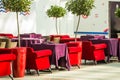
[0,48,13,54]
[82,41,107,64]
[26,47,52,74]
[66,42,82,68]
[0,33,16,38]
[60,38,80,43]
[0,54,16,61]
[0,49,16,77]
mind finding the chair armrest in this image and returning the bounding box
[0,54,16,61]
[66,42,82,47]
[92,43,107,50]
[0,48,12,54]
[34,49,52,58]
[68,47,81,53]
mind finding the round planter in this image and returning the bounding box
[12,47,26,78]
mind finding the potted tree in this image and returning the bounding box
[115,7,120,17]
[65,0,95,41]
[1,0,33,78]
[46,5,66,34]
[1,0,32,47]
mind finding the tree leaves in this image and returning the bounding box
[115,8,120,18]
[1,0,33,12]
[46,5,66,18]
[65,0,95,16]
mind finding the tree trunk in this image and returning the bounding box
[55,17,58,34]
[16,12,20,47]
[75,15,81,42]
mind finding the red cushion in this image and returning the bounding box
[93,43,107,49]
[34,50,52,58]
[60,35,70,38]
[0,48,12,54]
[60,38,80,43]
[0,54,16,61]
[68,47,81,53]
[66,42,81,47]
[0,33,14,38]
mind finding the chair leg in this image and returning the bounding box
[94,60,97,65]
[49,68,52,73]
[36,70,40,76]
[104,60,107,64]
[84,60,86,64]
[26,69,32,74]
[9,75,13,80]
[77,65,80,69]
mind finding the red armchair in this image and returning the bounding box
[66,42,82,68]
[82,41,107,64]
[0,48,16,80]
[26,47,52,75]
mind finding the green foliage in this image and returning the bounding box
[1,0,33,12]
[46,5,66,18]
[115,8,120,18]
[65,0,95,16]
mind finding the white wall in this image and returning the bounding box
[36,0,75,36]
[36,0,120,36]
[0,0,36,36]
[0,0,119,37]
[75,0,120,37]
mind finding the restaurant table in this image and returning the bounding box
[90,38,118,62]
[32,42,71,70]
[12,38,44,47]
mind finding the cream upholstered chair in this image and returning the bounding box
[0,42,6,48]
[53,37,60,43]
[8,42,17,48]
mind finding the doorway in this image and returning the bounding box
[109,1,120,38]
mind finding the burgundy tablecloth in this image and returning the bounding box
[32,43,71,70]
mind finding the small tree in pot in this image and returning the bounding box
[1,0,33,78]
[65,0,95,41]
[1,0,33,47]
[46,5,66,34]
[115,7,120,17]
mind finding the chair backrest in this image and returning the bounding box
[82,41,95,59]
[0,42,6,48]
[60,35,70,39]
[82,41,92,48]
[0,48,13,54]
[0,33,14,39]
[0,37,11,48]
[80,35,94,41]
[20,34,30,38]
[66,42,82,47]
[8,42,17,48]
[26,47,34,54]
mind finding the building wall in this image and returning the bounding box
[0,0,119,36]
[36,0,74,36]
[0,0,36,36]
[36,0,119,36]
